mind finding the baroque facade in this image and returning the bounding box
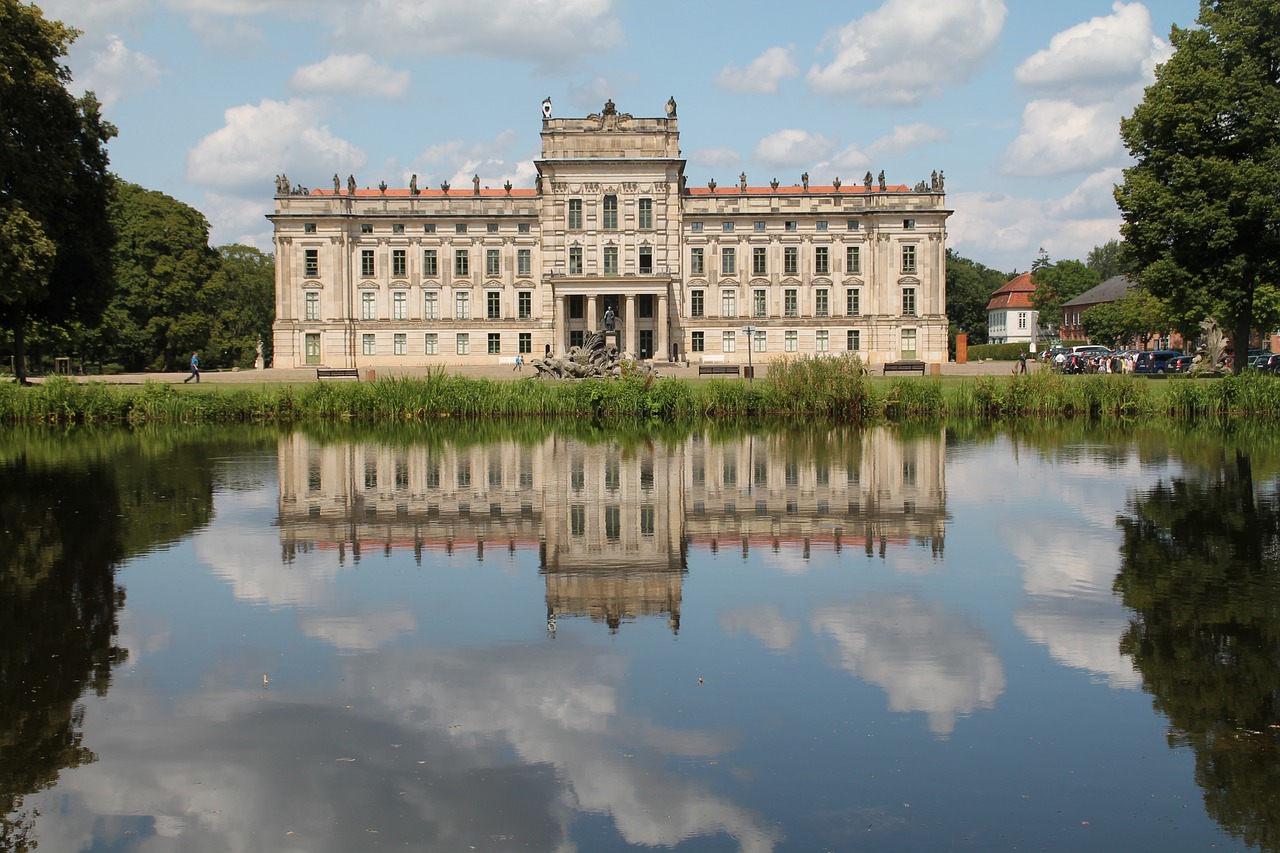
[270,98,951,369]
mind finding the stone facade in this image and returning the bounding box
[270,99,951,369]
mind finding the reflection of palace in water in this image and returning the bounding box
[278,428,946,631]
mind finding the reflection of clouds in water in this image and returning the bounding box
[758,549,810,575]
[811,594,1005,736]
[1015,603,1140,689]
[720,605,800,652]
[33,643,778,853]
[1006,526,1119,599]
[115,607,171,662]
[888,548,945,575]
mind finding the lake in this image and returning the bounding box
[1,420,1277,852]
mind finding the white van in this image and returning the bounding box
[1071,345,1111,357]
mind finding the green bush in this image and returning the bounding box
[966,342,1034,361]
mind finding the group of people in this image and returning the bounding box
[1043,349,1144,374]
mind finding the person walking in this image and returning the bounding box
[1018,351,1028,374]
[513,354,523,371]
[183,351,200,383]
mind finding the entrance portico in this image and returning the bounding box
[551,278,670,360]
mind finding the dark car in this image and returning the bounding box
[1258,353,1280,374]
[1133,350,1184,374]
[1164,355,1196,373]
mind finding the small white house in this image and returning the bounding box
[986,272,1039,345]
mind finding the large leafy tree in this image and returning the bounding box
[1030,256,1101,332]
[1116,0,1280,373]
[0,0,116,384]
[1086,239,1125,281]
[204,244,275,369]
[945,249,1008,347]
[1081,286,1173,348]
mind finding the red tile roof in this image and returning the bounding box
[685,184,912,196]
[305,188,539,198]
[985,271,1037,311]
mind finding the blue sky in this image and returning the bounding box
[43,0,1200,275]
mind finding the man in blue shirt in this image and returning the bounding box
[183,352,200,383]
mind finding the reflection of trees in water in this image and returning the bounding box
[1115,451,1280,852]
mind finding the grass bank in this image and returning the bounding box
[3,357,1279,424]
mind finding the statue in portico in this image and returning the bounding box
[603,305,617,333]
[666,96,677,118]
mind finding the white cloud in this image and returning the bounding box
[35,0,152,31]
[688,147,742,169]
[290,54,411,100]
[71,34,161,109]
[753,129,836,170]
[1001,98,1126,177]
[715,46,799,94]
[333,0,624,69]
[806,0,1007,105]
[186,98,367,194]
[1015,2,1169,99]
[566,76,617,113]
[407,129,533,191]
[866,122,948,158]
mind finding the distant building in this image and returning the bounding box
[986,272,1039,345]
[269,98,951,370]
[1060,275,1134,341]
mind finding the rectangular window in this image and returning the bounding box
[455,223,467,234]
[754,220,766,232]
[518,291,532,319]
[846,246,861,274]
[785,330,798,352]
[361,291,376,320]
[903,287,917,316]
[816,330,829,352]
[361,249,375,277]
[568,198,583,230]
[393,224,405,235]
[815,246,829,274]
[456,333,469,355]
[784,246,798,275]
[815,289,829,317]
[847,288,861,316]
[721,289,736,318]
[518,332,531,354]
[848,329,861,351]
[847,219,860,231]
[902,244,917,273]
[903,218,916,229]
[639,294,654,318]
[486,223,498,234]
[753,247,767,275]
[304,291,319,321]
[455,291,470,320]
[639,246,653,274]
[362,333,375,355]
[902,328,917,360]
[517,248,531,277]
[486,249,500,277]
[361,223,373,234]
[785,220,797,232]
[424,223,436,234]
[568,246,583,274]
[424,291,439,320]
[603,245,619,274]
[603,195,618,230]
[721,247,736,275]
[754,289,767,317]
[690,248,704,275]
[722,221,734,232]
[722,330,736,353]
[518,222,530,234]
[455,249,469,276]
[690,221,704,233]
[816,220,828,231]
[392,290,407,320]
[425,333,438,355]
[487,291,501,320]
[488,332,500,354]
[393,333,406,355]
[304,222,316,234]
[638,198,653,229]
[392,249,406,277]
[754,330,767,352]
[1018,311,1027,329]
[304,249,318,277]
[569,295,584,319]
[691,290,704,317]
[784,288,798,317]
[423,249,438,277]
[691,331,704,352]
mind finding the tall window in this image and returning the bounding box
[602,195,618,229]
[486,249,500,276]
[814,246,829,274]
[754,289,767,317]
[721,247,736,275]
[754,330,767,352]
[1018,311,1027,329]
[847,246,861,274]
[816,330,829,352]
[785,330,798,352]
[304,249,318,277]
[902,328,917,359]
[519,333,531,353]
[423,249,438,277]
[518,291,532,319]
[361,249,375,277]
[902,244,917,273]
[455,249,469,276]
[691,290,705,317]
[517,248,531,277]
[691,331,705,352]
[304,291,319,321]
[568,246,583,274]
[488,333,501,354]
[784,289,798,317]
[721,289,736,318]
[392,290,407,320]
[639,246,653,274]
[815,289,829,317]
[392,249,406,277]
[456,333,469,355]
[424,291,439,320]
[847,329,860,351]
[902,287,917,316]
[568,198,583,230]
[425,333,438,355]
[638,198,653,229]
[455,291,470,320]
[603,245,619,274]
[722,331,736,353]
[753,247,767,275]
[784,246,798,275]
[393,333,406,355]
[361,291,376,320]
[690,248,704,275]
[487,291,501,320]
[363,334,375,355]
[847,288,861,316]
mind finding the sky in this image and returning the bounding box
[40,0,1201,275]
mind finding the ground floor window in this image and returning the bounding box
[722,331,736,353]
[816,330,829,352]
[691,331,705,353]
[754,330,766,352]
[456,333,469,355]
[902,328,917,360]
[362,334,376,356]
[847,329,860,351]
[569,330,584,348]
[519,333,531,354]
[488,333,501,354]
[393,333,406,355]
[425,333,438,355]
[305,333,321,365]
[785,330,798,352]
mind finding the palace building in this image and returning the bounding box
[269,98,951,370]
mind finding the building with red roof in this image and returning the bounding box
[986,271,1040,346]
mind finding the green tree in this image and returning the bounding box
[1030,257,1101,332]
[1082,286,1173,348]
[1086,239,1125,281]
[945,249,1009,348]
[0,0,117,383]
[1116,0,1280,373]
[205,244,275,369]
[102,182,219,371]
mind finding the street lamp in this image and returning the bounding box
[742,325,756,382]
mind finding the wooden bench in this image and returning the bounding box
[883,360,926,376]
[698,364,741,376]
[316,367,360,380]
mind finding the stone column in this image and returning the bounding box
[657,294,669,362]
[625,294,637,356]
[555,294,567,356]
[587,295,598,333]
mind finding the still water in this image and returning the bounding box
[1,421,1277,852]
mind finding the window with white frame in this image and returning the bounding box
[902,287,917,317]
[424,291,439,320]
[304,291,319,321]
[754,330,767,352]
[784,288,798,317]
[456,333,469,355]
[721,289,736,318]
[486,249,500,276]
[455,249,469,276]
[847,288,861,316]
[638,198,653,229]
[392,249,406,277]
[362,333,375,355]
[392,290,407,320]
[722,331,736,352]
[1018,312,1027,329]
[517,249,531,277]
[603,245,618,274]
[815,288,829,317]
[568,246,583,274]
[722,221,733,232]
[816,220,828,231]
[455,291,470,320]
[691,290,704,317]
[815,246,829,274]
[568,198,583,230]
[902,244,917,273]
[393,333,406,355]
[785,330,798,352]
[518,291,532,319]
[361,249,375,277]
[487,291,501,320]
[816,330,829,352]
[784,246,798,274]
[361,291,376,320]
[753,247,767,275]
[425,333,438,355]
[754,289,767,317]
[690,248,704,275]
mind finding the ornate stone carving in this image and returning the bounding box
[666,96,677,118]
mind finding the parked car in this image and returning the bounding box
[1133,349,1184,374]
[1164,355,1196,373]
[1071,345,1112,358]
[1258,353,1280,374]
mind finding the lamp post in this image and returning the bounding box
[742,325,756,383]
